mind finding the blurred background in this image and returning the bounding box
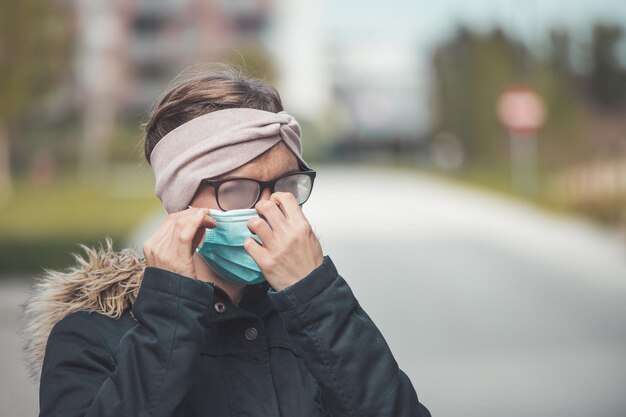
[1,0,625,416]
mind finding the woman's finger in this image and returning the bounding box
[192,217,218,251]
[247,216,274,247]
[185,206,218,228]
[254,199,287,232]
[144,215,175,258]
[270,192,305,222]
[177,209,210,244]
[143,207,211,278]
[243,236,269,266]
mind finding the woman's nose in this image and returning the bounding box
[258,187,272,201]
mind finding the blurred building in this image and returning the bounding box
[66,0,430,171]
[71,0,274,172]
[74,0,274,117]
[329,40,426,140]
[266,0,331,120]
[324,39,429,160]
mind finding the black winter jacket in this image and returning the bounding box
[36,254,431,417]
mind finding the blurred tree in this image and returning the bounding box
[535,28,587,167]
[431,26,591,178]
[0,0,73,204]
[588,24,626,108]
[431,27,528,167]
[221,41,279,84]
[548,29,573,80]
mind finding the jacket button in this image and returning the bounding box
[214,302,226,313]
[244,327,258,341]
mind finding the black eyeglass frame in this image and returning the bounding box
[200,168,317,211]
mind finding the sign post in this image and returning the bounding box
[497,85,546,197]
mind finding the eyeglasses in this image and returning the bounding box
[200,168,316,211]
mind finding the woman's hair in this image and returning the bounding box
[142,64,284,164]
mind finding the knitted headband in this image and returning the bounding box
[149,107,309,213]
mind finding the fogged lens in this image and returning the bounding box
[218,180,260,210]
[275,174,313,204]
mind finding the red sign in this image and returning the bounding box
[497,85,546,134]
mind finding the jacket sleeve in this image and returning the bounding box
[38,267,214,417]
[268,256,431,417]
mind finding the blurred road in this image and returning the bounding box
[302,166,626,417]
[1,280,38,416]
[5,165,626,416]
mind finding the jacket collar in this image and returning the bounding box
[20,236,278,383]
[20,237,146,383]
[211,281,275,321]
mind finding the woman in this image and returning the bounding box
[22,67,431,417]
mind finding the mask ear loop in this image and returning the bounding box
[187,205,221,216]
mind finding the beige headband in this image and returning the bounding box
[149,108,309,213]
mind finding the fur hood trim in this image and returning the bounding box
[20,237,146,383]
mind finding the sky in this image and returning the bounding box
[267,0,626,130]
[321,0,626,51]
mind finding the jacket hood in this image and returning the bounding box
[20,237,146,383]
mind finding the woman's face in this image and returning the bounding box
[189,142,300,210]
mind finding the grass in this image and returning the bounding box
[0,167,162,275]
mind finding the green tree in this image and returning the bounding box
[431,27,528,167]
[588,24,626,108]
[221,41,279,84]
[431,26,589,174]
[536,28,587,167]
[0,0,73,204]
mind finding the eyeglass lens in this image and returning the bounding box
[218,174,313,210]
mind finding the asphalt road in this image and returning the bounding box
[4,165,626,416]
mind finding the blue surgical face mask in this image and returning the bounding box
[196,208,266,286]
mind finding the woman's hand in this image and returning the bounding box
[143,207,217,280]
[245,192,324,291]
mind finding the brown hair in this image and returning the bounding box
[142,64,284,164]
